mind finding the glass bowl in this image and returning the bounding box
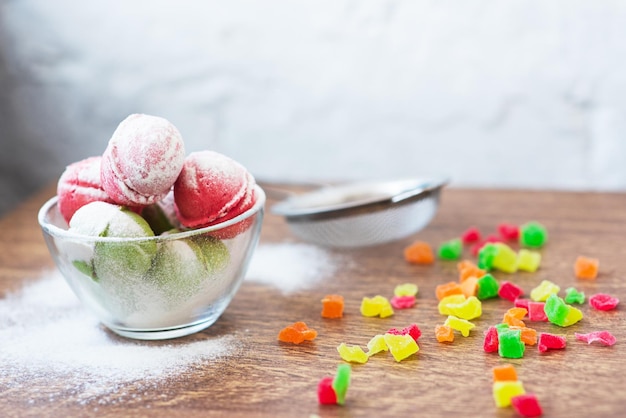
[38,185,265,340]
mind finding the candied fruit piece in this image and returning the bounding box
[444,315,475,337]
[337,343,368,364]
[538,333,566,353]
[435,281,463,300]
[317,376,337,405]
[435,324,455,343]
[589,293,619,311]
[492,243,518,273]
[321,294,344,319]
[461,227,481,244]
[530,280,560,302]
[383,333,419,362]
[517,249,541,272]
[493,381,525,408]
[390,295,416,310]
[438,239,463,260]
[574,256,599,280]
[476,274,500,300]
[394,283,418,297]
[404,241,435,264]
[278,321,317,344]
[492,364,518,382]
[498,223,520,241]
[519,221,547,248]
[511,394,543,417]
[498,281,524,302]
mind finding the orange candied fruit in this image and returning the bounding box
[460,276,478,297]
[502,307,527,328]
[457,260,486,282]
[435,281,464,301]
[510,326,538,346]
[321,294,345,319]
[404,241,435,265]
[574,256,599,280]
[278,321,318,344]
[435,324,455,343]
[492,364,518,382]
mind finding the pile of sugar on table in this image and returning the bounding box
[276,221,619,417]
[0,271,240,404]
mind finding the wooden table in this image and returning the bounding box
[1,184,625,417]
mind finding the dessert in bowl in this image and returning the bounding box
[38,114,264,340]
[38,189,264,340]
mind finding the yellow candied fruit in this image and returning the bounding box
[380,303,395,318]
[438,294,467,315]
[530,280,561,302]
[383,334,419,362]
[366,334,389,356]
[493,381,526,408]
[446,296,482,320]
[492,243,518,274]
[517,249,541,272]
[562,305,584,327]
[337,343,369,364]
[444,315,476,337]
[394,283,419,297]
[360,295,394,318]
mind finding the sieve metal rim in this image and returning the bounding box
[270,178,448,222]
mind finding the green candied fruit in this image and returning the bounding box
[438,238,463,260]
[476,273,500,300]
[477,243,499,270]
[495,323,510,333]
[332,364,351,406]
[564,287,586,305]
[498,328,525,359]
[519,221,548,248]
[544,293,570,326]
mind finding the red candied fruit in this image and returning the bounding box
[461,227,482,244]
[574,331,617,346]
[514,298,530,311]
[390,295,416,310]
[589,293,619,311]
[387,324,422,342]
[483,326,499,353]
[317,376,337,405]
[527,302,548,322]
[498,281,524,302]
[538,333,566,353]
[498,223,520,241]
[511,393,543,417]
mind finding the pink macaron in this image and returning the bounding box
[101,114,185,206]
[57,156,115,224]
[173,150,255,229]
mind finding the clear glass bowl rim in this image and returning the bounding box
[38,184,266,243]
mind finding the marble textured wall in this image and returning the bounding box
[1,0,626,215]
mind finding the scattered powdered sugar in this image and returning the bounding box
[245,242,344,294]
[0,271,239,402]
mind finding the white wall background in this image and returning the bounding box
[1,0,626,215]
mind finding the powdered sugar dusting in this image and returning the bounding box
[1,271,240,402]
[102,114,185,204]
[245,242,343,294]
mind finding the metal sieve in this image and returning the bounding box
[269,177,447,248]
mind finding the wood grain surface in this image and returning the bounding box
[1,184,625,417]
